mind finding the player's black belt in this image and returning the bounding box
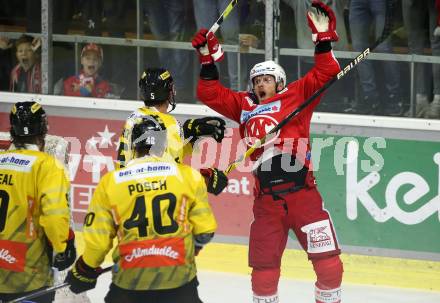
[255,153,308,200]
[260,182,305,198]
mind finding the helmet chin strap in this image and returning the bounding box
[250,90,259,104]
[167,92,176,113]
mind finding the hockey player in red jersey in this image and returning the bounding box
[192,1,343,302]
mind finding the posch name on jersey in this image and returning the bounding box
[0,173,13,185]
[128,180,167,195]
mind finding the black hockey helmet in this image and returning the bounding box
[131,116,167,156]
[10,101,48,137]
[139,68,176,111]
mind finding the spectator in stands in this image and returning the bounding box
[0,36,13,92]
[402,0,440,119]
[436,0,440,36]
[63,43,112,98]
[72,0,104,36]
[193,0,241,91]
[238,0,265,89]
[239,0,265,51]
[26,0,72,34]
[9,34,41,93]
[144,1,192,101]
[348,0,403,116]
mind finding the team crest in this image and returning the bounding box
[244,114,280,147]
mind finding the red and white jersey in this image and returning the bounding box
[197,52,340,169]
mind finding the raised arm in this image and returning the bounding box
[297,0,341,99]
[192,28,246,123]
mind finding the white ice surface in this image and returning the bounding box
[87,270,440,303]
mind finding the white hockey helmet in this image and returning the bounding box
[249,60,286,91]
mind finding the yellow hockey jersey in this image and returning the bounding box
[116,107,192,168]
[82,155,217,290]
[0,148,71,293]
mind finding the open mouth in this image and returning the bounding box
[258,91,266,99]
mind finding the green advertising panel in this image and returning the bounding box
[310,134,440,254]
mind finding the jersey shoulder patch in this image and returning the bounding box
[0,151,39,172]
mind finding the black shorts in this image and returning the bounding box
[0,287,55,303]
[104,276,203,303]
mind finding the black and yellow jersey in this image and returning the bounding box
[116,107,193,168]
[0,147,71,293]
[82,154,217,290]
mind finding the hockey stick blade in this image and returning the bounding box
[209,0,239,34]
[4,266,113,303]
[225,0,396,175]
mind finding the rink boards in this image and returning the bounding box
[0,92,439,291]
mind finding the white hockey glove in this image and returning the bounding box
[307,1,339,44]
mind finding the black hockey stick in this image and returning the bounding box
[209,0,239,34]
[225,0,396,175]
[4,266,113,303]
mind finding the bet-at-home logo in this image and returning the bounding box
[346,141,440,225]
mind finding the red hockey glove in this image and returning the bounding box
[52,229,76,271]
[192,28,225,65]
[65,256,103,294]
[200,168,228,195]
[307,1,339,44]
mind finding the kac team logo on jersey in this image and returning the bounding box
[244,115,280,147]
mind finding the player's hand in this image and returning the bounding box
[194,233,214,256]
[183,117,226,143]
[307,0,339,44]
[434,26,440,37]
[192,28,225,65]
[200,168,228,195]
[53,229,76,271]
[65,256,103,294]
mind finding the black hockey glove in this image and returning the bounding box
[53,229,76,271]
[194,232,214,256]
[66,256,103,294]
[200,168,228,195]
[183,117,226,143]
